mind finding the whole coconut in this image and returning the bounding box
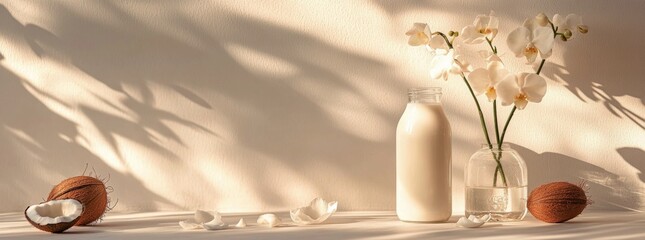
[527,182,588,223]
[47,176,108,226]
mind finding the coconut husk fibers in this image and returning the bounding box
[47,176,107,226]
[527,181,588,223]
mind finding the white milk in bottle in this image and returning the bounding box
[396,87,452,222]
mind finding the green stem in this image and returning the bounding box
[497,60,543,146]
[492,99,508,187]
[549,21,558,36]
[498,31,551,147]
[495,59,544,187]
[483,37,507,187]
[485,37,497,54]
[461,74,493,149]
[493,100,501,144]
[436,32,507,187]
[499,107,517,145]
[493,22,555,188]
[494,165,500,185]
[537,59,546,75]
[461,73,507,187]
[493,152,508,187]
[432,32,453,49]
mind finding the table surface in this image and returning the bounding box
[1,211,644,240]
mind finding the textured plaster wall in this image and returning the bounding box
[0,0,643,213]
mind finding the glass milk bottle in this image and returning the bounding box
[396,87,452,222]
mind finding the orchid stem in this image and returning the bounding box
[537,59,546,75]
[493,100,501,144]
[485,37,506,187]
[497,59,546,177]
[492,99,507,187]
[432,32,453,49]
[461,74,493,149]
[499,106,516,146]
[498,30,554,156]
[485,37,497,54]
[441,32,506,186]
[441,31,493,149]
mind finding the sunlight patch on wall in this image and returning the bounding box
[289,75,391,142]
[77,124,127,173]
[111,135,183,209]
[226,43,299,78]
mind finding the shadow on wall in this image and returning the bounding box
[2,1,641,212]
[0,1,408,211]
[512,144,644,211]
[0,53,177,210]
[545,17,645,129]
[0,3,208,210]
[618,148,645,184]
[375,0,645,130]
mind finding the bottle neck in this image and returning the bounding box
[408,87,442,103]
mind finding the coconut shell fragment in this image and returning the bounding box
[527,182,588,223]
[25,199,83,233]
[47,176,108,226]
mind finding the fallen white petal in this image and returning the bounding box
[290,197,338,225]
[457,214,491,228]
[194,210,215,223]
[235,218,247,228]
[179,210,223,230]
[257,213,282,228]
[203,218,228,230]
[179,220,202,230]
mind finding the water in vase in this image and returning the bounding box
[465,186,527,221]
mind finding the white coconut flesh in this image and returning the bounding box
[26,199,82,225]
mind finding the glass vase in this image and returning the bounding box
[465,144,527,221]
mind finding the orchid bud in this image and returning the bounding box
[563,30,573,39]
[560,34,568,42]
[448,31,459,37]
[536,13,549,27]
[577,25,589,34]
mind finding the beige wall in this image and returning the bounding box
[0,0,643,213]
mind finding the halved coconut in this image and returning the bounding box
[25,199,83,233]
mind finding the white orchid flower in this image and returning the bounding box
[406,23,432,46]
[535,13,549,27]
[430,50,455,81]
[468,61,510,101]
[553,14,587,39]
[461,11,499,44]
[454,54,474,74]
[497,72,547,109]
[507,18,555,63]
[430,50,472,81]
[406,22,450,54]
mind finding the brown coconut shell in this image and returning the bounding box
[47,176,107,226]
[527,182,587,223]
[24,205,81,233]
